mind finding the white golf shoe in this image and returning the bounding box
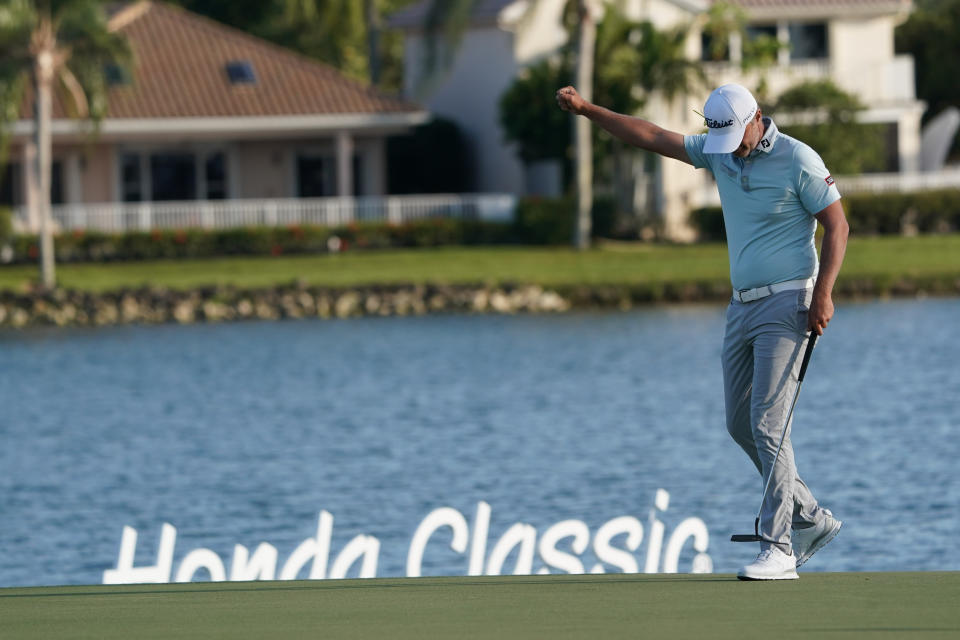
[737,546,799,581]
[793,510,842,567]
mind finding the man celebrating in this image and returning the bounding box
[556,83,848,580]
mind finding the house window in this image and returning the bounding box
[150,153,196,201]
[296,154,366,197]
[104,64,132,87]
[121,150,229,201]
[353,154,364,196]
[746,24,777,43]
[1,163,22,207]
[788,23,827,60]
[297,155,334,197]
[121,153,141,202]
[700,32,728,62]
[205,152,226,200]
[225,61,257,85]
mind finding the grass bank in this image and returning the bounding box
[2,573,957,639]
[0,234,957,295]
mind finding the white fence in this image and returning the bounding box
[15,194,517,234]
[835,168,960,194]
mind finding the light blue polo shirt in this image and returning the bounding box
[684,118,841,291]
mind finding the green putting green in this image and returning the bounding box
[2,573,957,639]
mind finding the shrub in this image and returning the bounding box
[0,219,521,265]
[513,196,619,244]
[689,206,725,242]
[690,190,960,240]
[514,197,576,245]
[0,207,12,243]
[841,189,960,235]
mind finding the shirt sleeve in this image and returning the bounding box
[794,143,841,215]
[683,134,710,170]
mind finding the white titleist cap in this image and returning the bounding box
[702,84,758,154]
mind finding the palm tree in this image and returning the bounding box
[0,0,131,289]
[594,11,704,237]
[572,0,599,250]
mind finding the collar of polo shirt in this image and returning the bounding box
[749,117,779,157]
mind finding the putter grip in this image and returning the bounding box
[798,332,817,382]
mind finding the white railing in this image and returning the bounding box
[836,168,960,194]
[702,56,915,104]
[687,168,960,209]
[14,194,517,234]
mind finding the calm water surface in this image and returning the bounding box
[1,297,957,586]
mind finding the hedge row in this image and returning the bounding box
[0,219,521,264]
[690,189,960,241]
[0,197,623,264]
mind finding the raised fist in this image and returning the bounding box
[556,86,587,115]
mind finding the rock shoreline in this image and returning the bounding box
[0,279,956,328]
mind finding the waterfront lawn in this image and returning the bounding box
[0,234,957,293]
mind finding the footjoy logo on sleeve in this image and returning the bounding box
[825,175,835,186]
[103,489,713,583]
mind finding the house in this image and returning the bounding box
[4,1,429,231]
[391,0,925,239]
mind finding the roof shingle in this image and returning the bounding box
[37,1,421,120]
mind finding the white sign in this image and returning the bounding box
[103,489,711,584]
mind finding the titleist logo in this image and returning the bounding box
[706,118,734,129]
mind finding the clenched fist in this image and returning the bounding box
[556,86,588,115]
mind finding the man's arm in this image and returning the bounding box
[809,199,849,335]
[556,86,692,165]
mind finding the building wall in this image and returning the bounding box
[404,27,525,194]
[79,145,116,203]
[234,141,293,199]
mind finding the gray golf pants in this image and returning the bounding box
[723,287,827,552]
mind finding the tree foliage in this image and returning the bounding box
[895,0,960,157]
[499,5,703,167]
[169,0,421,91]
[499,59,572,164]
[774,80,888,174]
[0,0,132,286]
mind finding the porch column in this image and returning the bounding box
[65,152,83,204]
[336,131,354,197]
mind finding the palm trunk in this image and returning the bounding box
[574,1,595,250]
[34,54,56,289]
[365,0,380,86]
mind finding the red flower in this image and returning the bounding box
[271,245,283,256]
[174,230,187,244]
[28,245,38,259]
[288,224,304,239]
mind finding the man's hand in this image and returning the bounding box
[807,290,834,335]
[556,86,588,116]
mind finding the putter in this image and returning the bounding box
[731,331,818,543]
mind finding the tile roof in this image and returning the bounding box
[36,1,421,120]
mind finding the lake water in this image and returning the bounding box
[1,297,958,586]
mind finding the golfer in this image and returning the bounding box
[556,83,848,580]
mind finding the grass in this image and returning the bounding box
[0,234,957,293]
[1,573,958,639]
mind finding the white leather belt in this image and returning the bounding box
[734,277,815,303]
